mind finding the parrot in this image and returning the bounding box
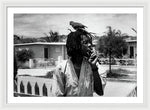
[70,21,87,30]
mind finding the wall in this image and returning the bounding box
[48,45,63,60]
[127,42,137,58]
[15,44,67,61]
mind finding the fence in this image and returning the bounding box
[28,57,64,69]
[98,58,137,66]
[14,75,137,97]
[29,58,56,69]
[15,76,57,97]
[27,58,136,69]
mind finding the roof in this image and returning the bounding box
[125,37,137,43]
[14,39,136,47]
[14,42,66,46]
[14,41,97,46]
[125,39,137,43]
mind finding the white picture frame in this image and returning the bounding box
[0,0,149,109]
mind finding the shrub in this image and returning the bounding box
[106,69,134,79]
[16,48,34,63]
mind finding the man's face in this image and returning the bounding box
[81,35,93,58]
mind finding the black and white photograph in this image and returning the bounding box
[6,7,143,103]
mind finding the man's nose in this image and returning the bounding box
[87,44,93,50]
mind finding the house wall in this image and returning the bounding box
[47,45,67,60]
[15,40,137,61]
[127,42,137,58]
[15,44,68,61]
[48,45,62,60]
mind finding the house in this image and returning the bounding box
[14,42,67,61]
[14,37,137,62]
[125,37,137,58]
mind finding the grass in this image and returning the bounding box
[18,68,137,80]
[106,68,136,80]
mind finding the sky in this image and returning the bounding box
[14,14,137,38]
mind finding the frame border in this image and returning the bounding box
[0,0,149,110]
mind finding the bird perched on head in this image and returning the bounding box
[70,21,87,30]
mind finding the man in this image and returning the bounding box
[53,29,104,96]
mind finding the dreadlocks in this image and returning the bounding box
[66,29,93,59]
[66,31,82,58]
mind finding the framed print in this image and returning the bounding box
[0,0,149,109]
[7,6,143,103]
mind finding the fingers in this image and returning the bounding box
[89,55,99,64]
[91,52,96,58]
[91,56,98,64]
[88,48,99,65]
[89,49,97,57]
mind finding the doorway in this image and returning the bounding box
[130,46,134,58]
[44,48,48,59]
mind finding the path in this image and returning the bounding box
[94,80,136,97]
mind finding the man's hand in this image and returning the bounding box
[88,49,104,96]
[88,48,99,65]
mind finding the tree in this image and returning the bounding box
[14,35,39,44]
[14,35,21,44]
[21,38,38,43]
[44,30,60,42]
[96,26,127,74]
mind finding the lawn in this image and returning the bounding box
[106,68,136,80]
